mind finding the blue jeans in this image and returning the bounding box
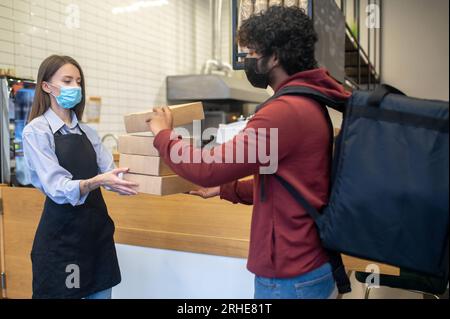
[254,263,336,299]
[84,288,112,300]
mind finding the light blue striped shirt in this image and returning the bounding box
[23,108,115,207]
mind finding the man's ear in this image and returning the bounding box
[271,52,280,68]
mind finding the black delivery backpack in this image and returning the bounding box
[258,84,449,283]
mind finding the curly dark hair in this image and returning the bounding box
[238,5,318,75]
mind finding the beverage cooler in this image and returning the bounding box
[0,76,36,186]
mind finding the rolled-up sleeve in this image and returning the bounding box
[220,179,254,205]
[23,131,88,206]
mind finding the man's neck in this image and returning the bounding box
[269,68,290,92]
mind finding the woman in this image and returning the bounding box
[23,55,138,299]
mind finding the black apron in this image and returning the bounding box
[31,125,121,299]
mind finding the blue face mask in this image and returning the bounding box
[49,84,82,109]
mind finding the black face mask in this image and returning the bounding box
[244,56,273,89]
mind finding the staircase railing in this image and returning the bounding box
[231,0,382,91]
[338,0,382,90]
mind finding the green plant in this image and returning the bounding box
[349,20,359,39]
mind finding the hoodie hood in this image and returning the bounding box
[275,68,351,101]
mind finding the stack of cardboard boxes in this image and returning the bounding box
[118,102,204,196]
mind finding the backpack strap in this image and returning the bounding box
[274,175,321,222]
[368,84,405,108]
[255,85,347,114]
[257,85,343,203]
[275,175,352,294]
[258,85,339,205]
[269,87,336,224]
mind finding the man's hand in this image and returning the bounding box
[189,187,221,199]
[147,106,174,136]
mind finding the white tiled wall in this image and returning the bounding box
[0,0,233,137]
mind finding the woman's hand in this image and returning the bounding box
[189,186,221,199]
[81,168,139,196]
[147,106,173,136]
[99,168,139,195]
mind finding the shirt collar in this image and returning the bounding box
[44,108,79,134]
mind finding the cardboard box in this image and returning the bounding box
[118,135,159,156]
[118,134,194,157]
[123,174,196,196]
[124,102,205,133]
[119,154,173,176]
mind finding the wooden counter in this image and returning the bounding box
[0,186,399,299]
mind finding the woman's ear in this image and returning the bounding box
[41,82,52,94]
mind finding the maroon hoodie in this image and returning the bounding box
[154,68,351,278]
